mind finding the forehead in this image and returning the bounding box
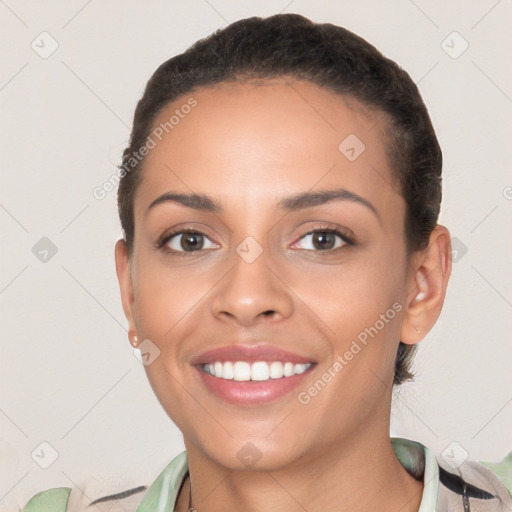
[135,78,401,218]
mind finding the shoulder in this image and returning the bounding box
[16,449,511,511]
[436,452,512,511]
[16,451,189,512]
[16,484,147,512]
[392,438,511,511]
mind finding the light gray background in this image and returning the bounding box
[1,0,511,507]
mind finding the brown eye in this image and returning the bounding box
[311,232,336,250]
[180,233,204,251]
[294,229,350,252]
[162,231,218,253]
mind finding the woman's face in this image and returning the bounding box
[118,78,419,470]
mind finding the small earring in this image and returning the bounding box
[415,292,426,302]
[129,331,140,348]
[414,326,423,333]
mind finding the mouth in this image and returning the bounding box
[201,360,313,381]
[191,344,316,405]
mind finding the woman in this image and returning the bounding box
[20,13,511,512]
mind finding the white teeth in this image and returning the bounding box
[222,361,234,380]
[202,361,312,381]
[214,362,223,378]
[269,361,284,379]
[251,361,270,381]
[294,363,308,375]
[233,361,251,381]
[283,362,294,377]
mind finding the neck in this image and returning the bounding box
[176,430,423,512]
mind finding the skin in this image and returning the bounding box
[115,78,452,512]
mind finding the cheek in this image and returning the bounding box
[130,249,186,341]
[291,251,406,344]
[130,251,219,360]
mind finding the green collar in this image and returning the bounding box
[135,438,439,511]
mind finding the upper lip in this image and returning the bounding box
[190,344,315,365]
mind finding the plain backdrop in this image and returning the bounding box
[1,0,511,508]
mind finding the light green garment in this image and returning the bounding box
[483,453,512,495]
[134,438,439,512]
[21,438,510,511]
[135,451,189,512]
[21,488,71,512]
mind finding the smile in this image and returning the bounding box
[201,361,313,381]
[192,344,316,405]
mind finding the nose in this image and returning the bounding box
[210,240,294,327]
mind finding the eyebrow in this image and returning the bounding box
[278,188,379,219]
[146,188,379,220]
[147,192,221,214]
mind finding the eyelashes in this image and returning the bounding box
[156,224,355,257]
[157,228,219,255]
[293,224,355,251]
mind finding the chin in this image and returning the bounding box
[202,438,307,472]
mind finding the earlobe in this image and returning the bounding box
[114,239,137,338]
[400,225,452,345]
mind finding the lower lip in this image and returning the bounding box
[195,366,314,405]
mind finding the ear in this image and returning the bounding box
[401,225,452,345]
[115,239,137,337]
